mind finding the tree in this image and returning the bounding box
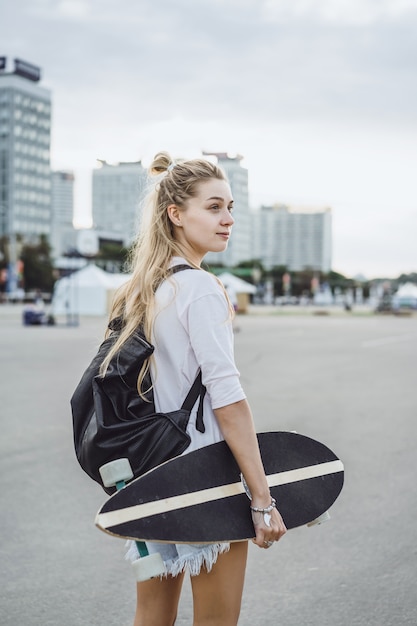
[397,272,417,284]
[21,234,55,292]
[267,265,288,297]
[232,259,265,284]
[325,270,354,291]
[95,242,130,273]
[290,268,319,297]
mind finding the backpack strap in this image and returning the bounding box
[108,264,193,332]
[108,263,206,432]
[169,263,194,275]
[180,370,206,433]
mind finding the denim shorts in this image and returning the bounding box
[125,540,230,577]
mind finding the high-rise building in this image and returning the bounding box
[252,204,332,272]
[203,153,250,267]
[0,57,52,240]
[50,170,75,258]
[92,160,147,246]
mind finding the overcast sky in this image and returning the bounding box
[1,0,417,278]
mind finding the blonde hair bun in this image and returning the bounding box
[149,152,173,176]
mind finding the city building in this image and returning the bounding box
[0,57,51,239]
[50,170,75,259]
[0,57,52,291]
[252,204,332,272]
[203,153,250,267]
[92,160,147,246]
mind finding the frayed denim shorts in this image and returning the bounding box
[125,540,230,577]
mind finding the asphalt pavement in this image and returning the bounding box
[1,305,416,625]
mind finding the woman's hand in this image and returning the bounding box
[251,504,287,549]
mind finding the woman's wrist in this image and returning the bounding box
[249,497,276,514]
[240,474,271,506]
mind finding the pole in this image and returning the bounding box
[7,231,17,294]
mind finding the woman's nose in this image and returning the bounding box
[221,209,234,225]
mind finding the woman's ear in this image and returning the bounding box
[167,204,181,227]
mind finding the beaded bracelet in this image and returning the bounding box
[240,474,277,517]
[250,497,277,514]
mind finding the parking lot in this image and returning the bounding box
[1,305,416,625]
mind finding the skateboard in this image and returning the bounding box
[96,431,344,579]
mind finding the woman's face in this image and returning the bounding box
[168,178,234,265]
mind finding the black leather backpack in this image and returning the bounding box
[70,265,206,493]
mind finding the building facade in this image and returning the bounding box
[92,160,147,246]
[50,170,75,259]
[252,204,332,272]
[203,153,250,267]
[0,58,52,240]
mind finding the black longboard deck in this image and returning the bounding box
[96,431,344,543]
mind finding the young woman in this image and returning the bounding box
[105,152,286,626]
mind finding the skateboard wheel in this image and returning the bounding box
[132,553,166,582]
[99,458,134,488]
[307,510,331,527]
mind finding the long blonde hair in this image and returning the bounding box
[100,151,228,388]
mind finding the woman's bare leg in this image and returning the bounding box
[133,571,185,626]
[190,541,248,626]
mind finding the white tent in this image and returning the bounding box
[51,264,130,316]
[392,282,417,309]
[217,272,256,294]
[218,272,256,312]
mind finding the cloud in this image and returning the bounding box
[3,0,417,145]
[261,0,417,25]
[56,0,91,18]
[2,0,416,128]
[1,0,416,275]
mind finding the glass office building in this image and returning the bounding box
[252,204,332,272]
[92,160,147,246]
[0,58,51,239]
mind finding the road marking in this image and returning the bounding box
[362,334,417,348]
[96,460,344,530]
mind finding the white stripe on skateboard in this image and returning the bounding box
[95,460,343,529]
[96,460,344,530]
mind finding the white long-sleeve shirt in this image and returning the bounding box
[151,257,246,453]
